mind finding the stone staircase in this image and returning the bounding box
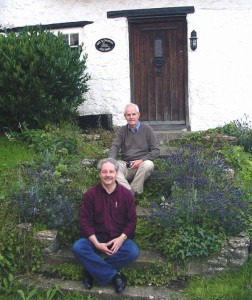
[18,130,189,299]
[20,204,187,299]
[20,224,250,299]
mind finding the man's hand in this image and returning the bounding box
[95,242,114,255]
[89,234,114,255]
[106,235,125,255]
[130,159,143,169]
[89,234,126,256]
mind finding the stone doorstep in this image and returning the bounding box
[154,131,189,143]
[19,275,185,300]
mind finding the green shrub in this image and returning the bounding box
[222,114,252,153]
[0,26,90,130]
[160,224,224,261]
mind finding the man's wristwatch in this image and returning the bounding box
[121,233,127,241]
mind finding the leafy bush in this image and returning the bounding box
[0,26,90,130]
[158,224,224,261]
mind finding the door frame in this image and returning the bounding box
[128,17,188,130]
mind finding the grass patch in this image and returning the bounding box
[0,137,34,169]
[0,137,35,199]
[185,256,252,300]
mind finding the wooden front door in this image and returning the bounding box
[129,18,188,128]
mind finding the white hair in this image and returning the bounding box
[124,103,139,115]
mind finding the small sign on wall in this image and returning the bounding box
[95,38,115,52]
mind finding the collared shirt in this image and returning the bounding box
[80,182,137,242]
[128,121,141,133]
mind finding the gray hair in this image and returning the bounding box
[97,157,120,172]
[124,103,139,115]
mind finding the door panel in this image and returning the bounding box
[129,18,187,124]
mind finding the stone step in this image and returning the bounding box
[34,248,185,300]
[159,145,180,156]
[41,248,164,273]
[154,131,188,157]
[19,275,185,300]
[154,131,189,146]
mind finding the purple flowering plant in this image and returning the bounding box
[12,163,83,246]
[137,144,251,262]
[144,145,250,260]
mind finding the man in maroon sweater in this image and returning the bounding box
[109,103,160,194]
[72,157,139,294]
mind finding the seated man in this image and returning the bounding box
[72,158,139,294]
[109,103,160,194]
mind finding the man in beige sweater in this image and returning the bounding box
[109,103,160,195]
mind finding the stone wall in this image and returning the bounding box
[178,235,250,276]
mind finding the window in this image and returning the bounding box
[62,33,79,50]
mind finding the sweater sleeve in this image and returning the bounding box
[108,126,125,158]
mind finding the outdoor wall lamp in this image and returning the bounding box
[190,30,198,51]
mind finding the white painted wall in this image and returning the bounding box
[1,0,252,130]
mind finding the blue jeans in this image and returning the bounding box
[72,237,140,286]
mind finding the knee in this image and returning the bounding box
[72,238,88,256]
[133,246,140,259]
[129,244,140,261]
[72,240,81,255]
[141,160,154,173]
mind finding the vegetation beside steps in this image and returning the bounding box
[1,118,252,299]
